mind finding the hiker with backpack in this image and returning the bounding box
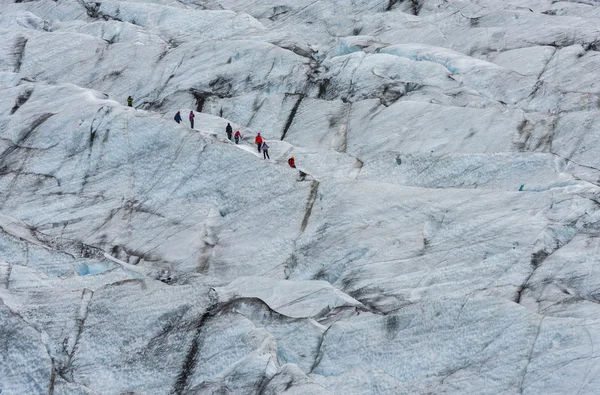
[226,123,233,140]
[127,96,133,107]
[174,111,182,123]
[255,133,263,153]
[189,111,195,128]
[288,156,296,168]
[234,130,241,144]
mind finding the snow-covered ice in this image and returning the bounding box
[2,0,600,394]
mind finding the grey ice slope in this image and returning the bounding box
[2,0,600,394]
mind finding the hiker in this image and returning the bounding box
[174,111,182,124]
[189,111,195,128]
[127,96,133,107]
[226,123,233,140]
[234,130,241,144]
[261,141,270,160]
[288,156,296,168]
[255,133,263,153]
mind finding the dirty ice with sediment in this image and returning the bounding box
[1,0,600,393]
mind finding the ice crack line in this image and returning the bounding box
[59,289,94,382]
[280,95,304,141]
[519,316,545,394]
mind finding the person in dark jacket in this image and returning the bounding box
[127,96,133,107]
[234,130,241,144]
[174,111,182,123]
[288,156,296,168]
[189,111,195,128]
[255,133,263,153]
[226,123,233,140]
[261,141,270,159]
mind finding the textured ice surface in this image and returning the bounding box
[2,0,600,394]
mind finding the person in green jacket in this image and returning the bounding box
[127,96,133,107]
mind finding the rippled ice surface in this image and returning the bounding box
[1,0,600,393]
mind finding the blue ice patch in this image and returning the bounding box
[335,42,361,57]
[76,262,114,276]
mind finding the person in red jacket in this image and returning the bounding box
[255,133,263,153]
[234,130,241,144]
[288,156,296,168]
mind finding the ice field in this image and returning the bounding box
[1,0,600,393]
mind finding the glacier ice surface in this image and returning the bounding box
[2,0,600,394]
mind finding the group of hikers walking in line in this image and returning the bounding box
[176,108,297,166]
[176,110,296,168]
[253,131,270,160]
[235,126,297,166]
[174,110,195,128]
[127,96,297,170]
[225,123,242,144]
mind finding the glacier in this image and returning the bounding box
[1,0,600,394]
